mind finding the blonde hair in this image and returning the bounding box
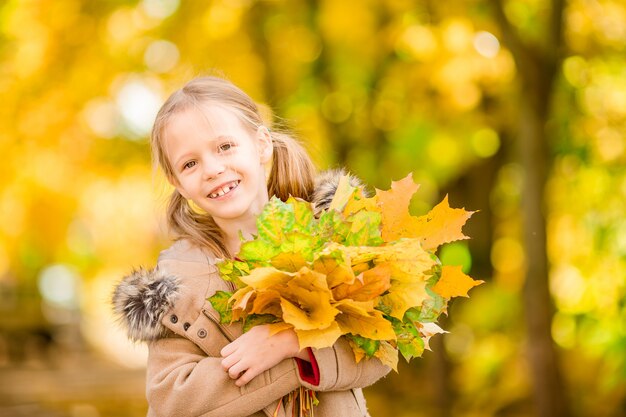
[151,76,316,258]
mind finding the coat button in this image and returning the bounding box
[170,315,178,324]
[197,328,207,338]
[183,322,190,331]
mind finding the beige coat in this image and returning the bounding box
[112,171,391,417]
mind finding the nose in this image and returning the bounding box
[201,154,225,180]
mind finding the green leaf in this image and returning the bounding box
[242,314,280,332]
[218,259,250,288]
[345,334,380,357]
[416,287,447,323]
[318,209,350,243]
[238,239,281,262]
[279,231,323,262]
[207,291,234,323]
[269,251,309,272]
[375,299,392,316]
[402,271,448,323]
[390,315,425,361]
[256,197,295,244]
[397,333,425,361]
[286,196,314,234]
[344,210,383,247]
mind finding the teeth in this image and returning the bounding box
[209,181,239,199]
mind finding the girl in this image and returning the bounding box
[112,76,390,417]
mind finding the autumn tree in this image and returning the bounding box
[489,1,570,416]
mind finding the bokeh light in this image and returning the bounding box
[1,1,625,416]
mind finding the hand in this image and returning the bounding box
[220,325,309,387]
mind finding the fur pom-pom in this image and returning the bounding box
[312,168,370,216]
[111,268,179,342]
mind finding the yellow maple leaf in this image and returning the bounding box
[381,279,429,319]
[240,267,293,289]
[230,287,256,320]
[338,240,435,319]
[332,263,391,301]
[410,196,476,251]
[334,299,396,340]
[432,265,484,298]
[375,174,475,250]
[281,296,338,331]
[295,322,343,350]
[270,251,308,272]
[352,261,371,275]
[279,268,339,331]
[313,250,356,288]
[328,175,357,212]
[347,339,367,364]
[341,239,435,275]
[376,173,420,242]
[374,340,399,372]
[249,289,282,316]
[343,188,379,217]
[267,322,294,336]
[374,239,436,276]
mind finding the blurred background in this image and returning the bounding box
[0,0,625,416]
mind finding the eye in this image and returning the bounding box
[218,142,234,152]
[183,160,197,170]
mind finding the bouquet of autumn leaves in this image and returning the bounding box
[209,173,483,373]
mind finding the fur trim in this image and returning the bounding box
[111,268,180,342]
[312,168,369,216]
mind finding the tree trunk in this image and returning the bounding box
[489,0,571,415]
[518,89,570,417]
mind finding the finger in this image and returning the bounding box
[221,353,240,371]
[220,341,238,357]
[236,368,258,387]
[228,360,247,380]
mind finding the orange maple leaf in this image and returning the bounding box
[377,174,475,250]
[376,173,420,242]
[432,265,484,298]
[411,195,475,251]
[332,263,392,302]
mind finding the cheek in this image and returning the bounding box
[174,174,196,194]
[235,148,265,167]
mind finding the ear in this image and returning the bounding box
[256,126,273,164]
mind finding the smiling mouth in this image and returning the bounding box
[208,180,240,199]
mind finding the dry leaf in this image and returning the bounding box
[418,322,447,350]
[343,188,378,217]
[410,196,476,250]
[433,265,484,298]
[375,174,475,250]
[334,299,396,340]
[332,263,392,301]
[295,322,343,350]
[374,341,399,372]
[376,173,420,242]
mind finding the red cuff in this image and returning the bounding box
[294,348,320,386]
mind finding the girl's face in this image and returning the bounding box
[164,104,272,230]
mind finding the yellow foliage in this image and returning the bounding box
[433,265,484,298]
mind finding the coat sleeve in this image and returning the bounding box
[302,337,391,392]
[146,335,302,417]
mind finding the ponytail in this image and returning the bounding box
[166,190,231,258]
[267,131,316,202]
